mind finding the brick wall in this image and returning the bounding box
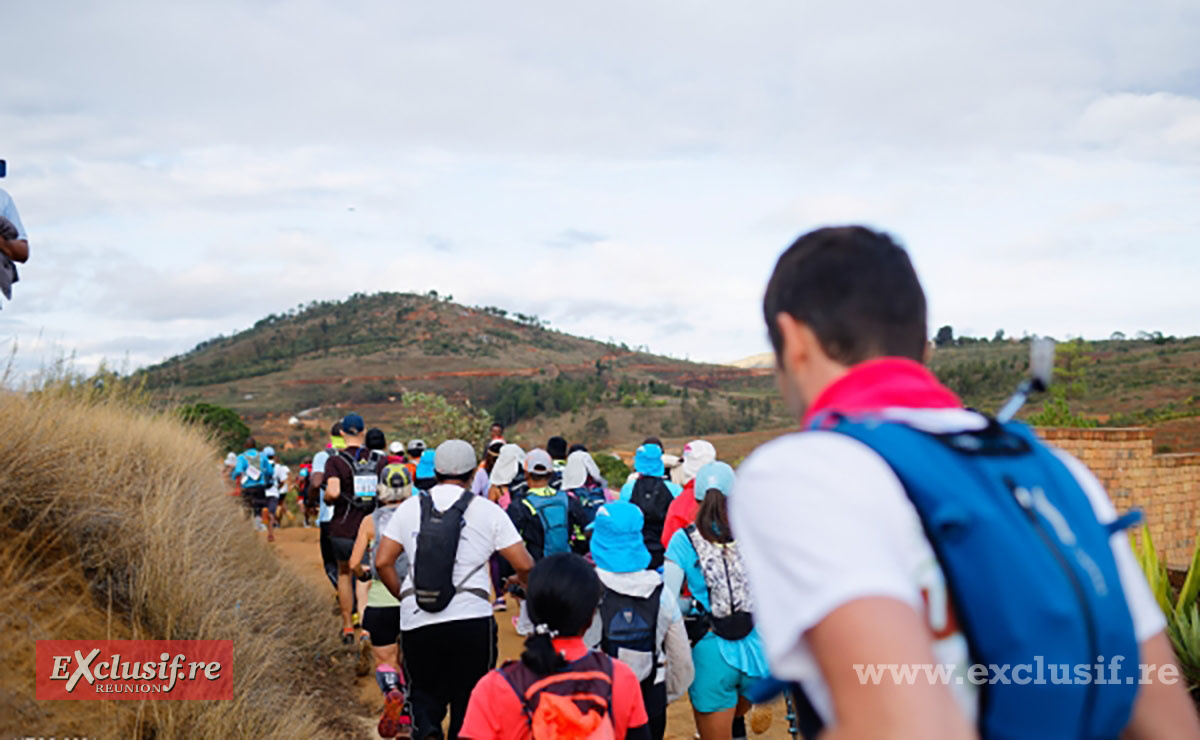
[1038,427,1200,569]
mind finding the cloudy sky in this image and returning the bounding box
[3,1,1198,374]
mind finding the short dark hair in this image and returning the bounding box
[491,421,505,431]
[546,436,568,461]
[642,436,663,449]
[329,421,343,437]
[244,437,257,450]
[365,428,386,451]
[763,226,927,366]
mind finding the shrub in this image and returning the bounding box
[177,402,251,452]
[1132,526,1200,702]
[0,392,363,737]
[594,453,630,489]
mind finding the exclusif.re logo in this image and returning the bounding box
[36,640,233,701]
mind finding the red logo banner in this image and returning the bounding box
[35,640,233,700]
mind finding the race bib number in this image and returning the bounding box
[245,464,262,481]
[353,474,377,498]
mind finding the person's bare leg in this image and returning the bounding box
[337,562,354,631]
[695,708,737,740]
[263,507,274,540]
[356,579,370,628]
[372,643,400,671]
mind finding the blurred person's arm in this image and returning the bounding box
[1122,631,1200,739]
[374,535,405,599]
[809,597,976,740]
[1,238,28,263]
[0,212,28,263]
[498,541,533,587]
[349,516,374,577]
[324,473,341,502]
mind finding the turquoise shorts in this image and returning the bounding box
[688,634,756,713]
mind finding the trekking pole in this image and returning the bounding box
[995,337,1055,423]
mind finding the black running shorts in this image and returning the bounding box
[363,606,401,647]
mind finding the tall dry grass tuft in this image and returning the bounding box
[0,389,367,738]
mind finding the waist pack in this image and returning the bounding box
[599,584,662,683]
[629,477,673,570]
[524,488,571,558]
[819,414,1141,739]
[400,490,489,612]
[500,652,617,740]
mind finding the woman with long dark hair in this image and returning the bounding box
[663,462,769,740]
[460,554,651,740]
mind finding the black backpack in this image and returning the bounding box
[598,584,662,685]
[401,490,491,612]
[629,477,673,570]
[336,449,385,512]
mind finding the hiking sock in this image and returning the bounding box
[376,664,401,695]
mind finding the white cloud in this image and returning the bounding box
[1,0,1197,375]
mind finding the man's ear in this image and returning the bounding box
[774,312,815,375]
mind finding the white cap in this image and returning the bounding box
[525,448,553,475]
[389,441,404,455]
[434,440,477,477]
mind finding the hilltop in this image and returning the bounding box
[141,295,1200,455]
[140,291,784,450]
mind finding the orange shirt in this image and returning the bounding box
[460,637,648,740]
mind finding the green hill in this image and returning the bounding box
[139,292,787,450]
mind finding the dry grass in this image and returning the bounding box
[0,388,368,738]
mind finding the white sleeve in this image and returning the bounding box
[1052,450,1167,642]
[490,500,524,551]
[731,432,926,678]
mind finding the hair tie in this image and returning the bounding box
[534,623,559,638]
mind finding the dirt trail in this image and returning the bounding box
[272,526,792,739]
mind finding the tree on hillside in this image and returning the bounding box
[177,403,251,452]
[993,329,1005,342]
[935,325,955,348]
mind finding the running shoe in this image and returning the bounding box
[341,627,355,646]
[377,688,413,738]
[267,532,275,543]
[493,598,507,612]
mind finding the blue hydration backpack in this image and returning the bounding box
[523,487,571,558]
[822,414,1140,739]
[569,484,608,527]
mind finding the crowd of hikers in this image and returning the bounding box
[225,226,1199,739]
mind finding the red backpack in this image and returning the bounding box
[499,652,617,740]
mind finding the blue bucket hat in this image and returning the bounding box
[415,449,437,479]
[589,501,651,573]
[693,461,736,501]
[633,444,665,477]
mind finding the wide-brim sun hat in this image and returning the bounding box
[588,501,652,573]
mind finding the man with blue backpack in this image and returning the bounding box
[507,449,589,562]
[732,226,1199,738]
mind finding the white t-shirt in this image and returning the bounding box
[730,407,1165,727]
[266,464,290,498]
[382,483,522,631]
[313,450,333,523]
